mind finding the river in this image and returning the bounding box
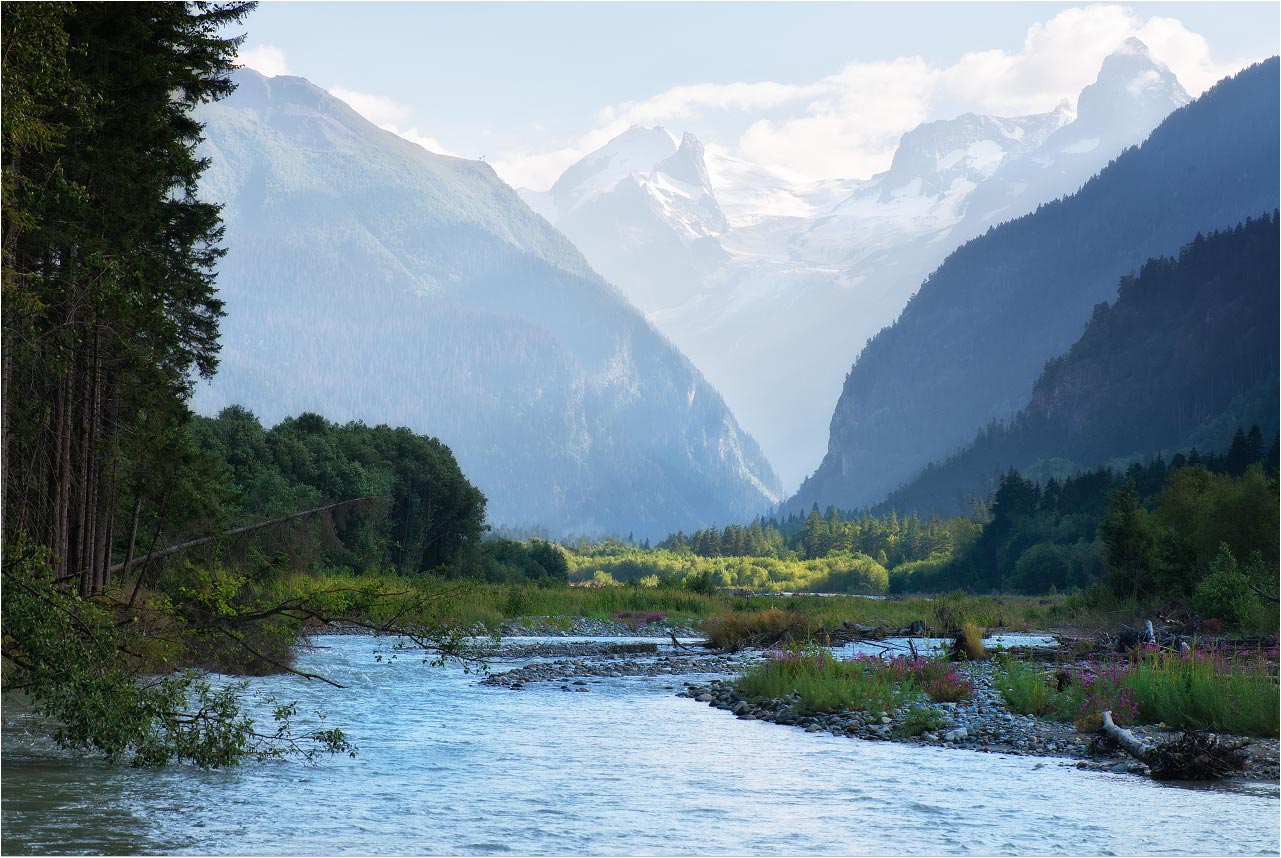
[3,634,1278,856]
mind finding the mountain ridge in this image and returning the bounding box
[877,211,1280,517]
[194,68,781,539]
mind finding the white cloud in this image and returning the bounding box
[493,4,1257,189]
[237,44,292,78]
[738,58,938,181]
[328,86,454,157]
[390,127,456,157]
[1133,14,1242,94]
[328,87,414,127]
[597,80,818,127]
[938,5,1240,115]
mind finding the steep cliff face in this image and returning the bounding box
[789,58,1280,514]
[193,70,780,538]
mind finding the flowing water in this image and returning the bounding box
[3,635,1278,856]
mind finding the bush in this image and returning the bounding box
[684,570,717,595]
[954,622,988,661]
[924,671,975,703]
[1193,544,1263,626]
[995,658,1059,717]
[903,707,948,737]
[703,608,810,650]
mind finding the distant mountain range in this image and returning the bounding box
[878,211,1280,517]
[788,57,1280,515]
[525,39,1192,488]
[193,69,781,540]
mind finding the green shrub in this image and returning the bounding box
[684,570,718,595]
[1193,544,1263,626]
[903,707,948,737]
[996,658,1059,717]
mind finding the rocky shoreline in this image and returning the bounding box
[481,643,758,690]
[480,637,1280,782]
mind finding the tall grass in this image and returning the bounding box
[736,650,970,714]
[1125,650,1279,736]
[265,571,1067,640]
[736,649,909,714]
[702,609,811,649]
[996,658,1066,717]
[996,649,1279,737]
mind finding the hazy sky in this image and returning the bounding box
[234,2,1279,189]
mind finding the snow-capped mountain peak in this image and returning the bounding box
[644,132,727,237]
[550,125,679,216]
[877,107,1071,201]
[1075,38,1190,128]
[658,132,713,189]
[525,47,1196,490]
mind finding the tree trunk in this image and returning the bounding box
[53,370,73,582]
[120,493,143,585]
[1100,711,1152,761]
[76,337,98,596]
[1100,710,1249,780]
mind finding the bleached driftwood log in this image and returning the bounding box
[1099,710,1249,780]
[1100,711,1154,759]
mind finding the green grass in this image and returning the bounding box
[1125,650,1279,736]
[735,649,971,716]
[736,649,913,715]
[263,572,1067,641]
[903,706,948,736]
[996,650,1279,737]
[995,658,1064,717]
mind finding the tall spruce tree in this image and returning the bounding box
[2,2,253,593]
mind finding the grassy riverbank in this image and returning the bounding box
[997,649,1279,737]
[736,649,975,715]
[361,577,1072,636]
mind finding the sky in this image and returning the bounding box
[233,2,1280,190]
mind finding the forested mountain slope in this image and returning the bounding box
[192,70,780,539]
[790,58,1280,514]
[880,213,1280,516]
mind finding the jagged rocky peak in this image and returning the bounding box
[649,131,727,236]
[659,132,713,188]
[1076,37,1190,124]
[879,107,1071,199]
[550,125,679,213]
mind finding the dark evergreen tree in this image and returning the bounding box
[3,2,254,593]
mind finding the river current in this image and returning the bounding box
[3,634,1278,856]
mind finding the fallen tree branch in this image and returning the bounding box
[111,496,384,575]
[1249,582,1280,603]
[1099,710,1249,780]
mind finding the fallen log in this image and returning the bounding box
[1099,710,1249,780]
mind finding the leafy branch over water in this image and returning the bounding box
[1,539,485,767]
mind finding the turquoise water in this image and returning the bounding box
[3,635,1277,856]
